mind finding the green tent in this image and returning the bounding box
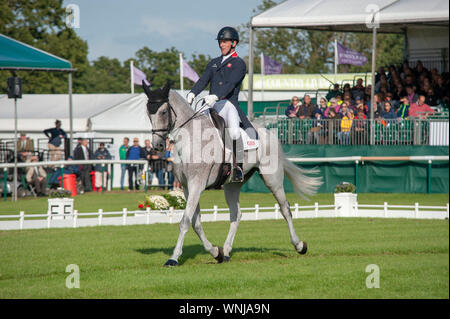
[0,33,75,201]
[0,34,73,70]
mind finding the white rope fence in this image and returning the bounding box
[0,202,448,230]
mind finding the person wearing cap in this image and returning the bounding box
[26,155,47,196]
[17,132,34,161]
[186,26,255,183]
[43,120,67,162]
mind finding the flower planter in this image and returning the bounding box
[334,192,357,217]
[48,198,74,220]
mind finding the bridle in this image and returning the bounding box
[148,97,209,143]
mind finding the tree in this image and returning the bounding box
[0,0,89,93]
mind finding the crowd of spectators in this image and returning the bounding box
[286,60,449,123]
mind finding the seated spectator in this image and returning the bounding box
[314,97,327,117]
[327,108,340,120]
[326,83,341,101]
[425,88,439,107]
[384,92,399,110]
[434,75,449,103]
[48,156,79,188]
[409,95,435,118]
[93,142,112,191]
[297,95,316,119]
[285,96,301,118]
[17,132,34,162]
[43,120,66,162]
[354,97,369,115]
[405,85,418,105]
[26,155,47,196]
[343,92,355,110]
[342,83,352,96]
[352,78,365,97]
[381,102,396,120]
[324,98,340,118]
[307,112,326,145]
[396,96,410,119]
[338,102,351,117]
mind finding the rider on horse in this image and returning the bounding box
[187,26,255,183]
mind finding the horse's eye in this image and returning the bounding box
[162,110,167,115]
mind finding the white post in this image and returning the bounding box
[354,202,359,217]
[260,52,264,101]
[275,203,279,219]
[179,53,184,96]
[73,210,78,228]
[384,202,388,218]
[295,203,300,219]
[130,60,134,94]
[47,208,51,229]
[146,207,150,225]
[169,206,174,224]
[314,202,318,218]
[123,208,127,225]
[446,203,449,220]
[98,208,103,226]
[334,38,338,84]
[19,211,24,230]
[213,205,218,221]
[414,202,419,219]
[255,204,259,220]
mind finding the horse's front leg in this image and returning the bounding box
[164,179,205,267]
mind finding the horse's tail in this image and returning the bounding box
[280,150,322,199]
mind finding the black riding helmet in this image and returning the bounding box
[216,26,239,47]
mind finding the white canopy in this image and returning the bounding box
[251,0,449,32]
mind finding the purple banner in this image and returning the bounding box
[182,58,200,83]
[337,42,368,66]
[263,54,282,74]
[133,65,150,86]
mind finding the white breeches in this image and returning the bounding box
[211,100,241,140]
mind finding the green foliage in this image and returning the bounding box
[335,182,357,193]
[48,188,72,198]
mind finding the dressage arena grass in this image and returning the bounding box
[0,190,448,215]
[0,217,448,298]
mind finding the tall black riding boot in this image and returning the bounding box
[231,138,244,183]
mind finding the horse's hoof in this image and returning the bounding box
[163,259,179,267]
[297,241,308,255]
[214,247,224,264]
[223,256,231,263]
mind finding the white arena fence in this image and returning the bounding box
[0,202,448,230]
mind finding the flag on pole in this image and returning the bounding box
[132,65,150,86]
[336,42,368,66]
[263,54,282,75]
[181,57,200,83]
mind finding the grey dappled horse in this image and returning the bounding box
[143,82,322,266]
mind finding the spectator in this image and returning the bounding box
[343,92,355,111]
[338,102,351,118]
[354,97,369,115]
[353,109,368,143]
[434,75,449,103]
[119,137,130,191]
[324,98,340,118]
[352,78,365,97]
[43,120,66,162]
[307,112,325,144]
[143,139,154,183]
[17,132,34,162]
[73,139,92,193]
[425,88,439,107]
[384,92,399,109]
[315,97,328,116]
[126,137,145,191]
[326,83,341,101]
[339,111,354,145]
[164,140,175,190]
[285,96,301,118]
[26,155,47,196]
[409,95,435,118]
[405,85,418,105]
[150,144,166,190]
[48,156,79,188]
[396,96,410,119]
[381,102,396,120]
[93,142,112,191]
[297,95,316,119]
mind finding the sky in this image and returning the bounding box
[62,0,263,62]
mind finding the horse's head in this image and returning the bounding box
[142,80,173,151]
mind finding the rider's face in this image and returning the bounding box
[219,40,235,56]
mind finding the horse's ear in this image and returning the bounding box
[162,80,171,97]
[142,80,151,98]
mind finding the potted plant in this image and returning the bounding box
[334,182,357,217]
[48,188,74,220]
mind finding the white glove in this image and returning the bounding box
[204,94,218,106]
[186,92,195,105]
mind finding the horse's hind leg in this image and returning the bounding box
[260,172,307,255]
[222,182,243,261]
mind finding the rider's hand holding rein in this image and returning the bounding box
[204,94,218,107]
[186,92,195,105]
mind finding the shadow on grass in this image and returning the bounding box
[135,245,291,265]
